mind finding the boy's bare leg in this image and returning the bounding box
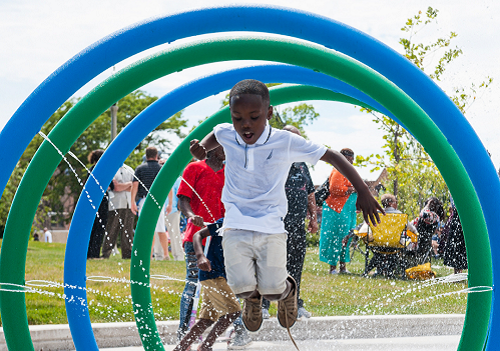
[262,280,292,301]
[173,319,213,351]
[197,311,240,351]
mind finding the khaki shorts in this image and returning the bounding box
[199,277,241,322]
[222,230,288,295]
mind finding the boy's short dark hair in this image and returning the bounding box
[229,79,270,106]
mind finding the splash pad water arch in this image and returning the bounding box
[0,5,497,351]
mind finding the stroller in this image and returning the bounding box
[355,213,418,278]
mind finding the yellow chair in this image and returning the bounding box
[358,213,417,278]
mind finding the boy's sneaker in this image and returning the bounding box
[297,307,311,319]
[262,308,270,319]
[228,325,252,349]
[242,296,263,332]
[277,276,298,329]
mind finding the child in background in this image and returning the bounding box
[174,219,248,351]
[189,79,383,333]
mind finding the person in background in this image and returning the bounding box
[319,148,358,274]
[176,146,225,340]
[130,146,170,260]
[360,193,418,277]
[166,176,184,261]
[86,149,109,259]
[174,219,250,351]
[262,125,317,320]
[412,197,444,264]
[43,227,52,243]
[432,224,444,259]
[442,198,467,274]
[102,163,135,259]
[380,194,418,233]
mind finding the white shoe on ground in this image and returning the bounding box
[297,307,312,319]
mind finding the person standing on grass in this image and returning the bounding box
[43,227,52,243]
[86,149,110,259]
[319,148,358,274]
[130,146,170,260]
[442,198,467,274]
[102,163,135,259]
[165,176,185,261]
[262,125,318,321]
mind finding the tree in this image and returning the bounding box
[355,7,493,218]
[271,103,319,138]
[0,90,187,232]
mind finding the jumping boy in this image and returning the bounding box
[189,79,384,333]
[174,219,243,351]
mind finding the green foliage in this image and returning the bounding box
[355,7,492,218]
[0,166,25,236]
[271,103,319,138]
[400,7,462,81]
[101,90,187,168]
[0,90,187,232]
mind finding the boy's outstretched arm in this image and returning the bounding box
[193,227,212,272]
[320,149,385,225]
[189,132,220,160]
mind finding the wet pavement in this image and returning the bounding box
[102,334,460,350]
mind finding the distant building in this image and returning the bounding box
[364,168,388,197]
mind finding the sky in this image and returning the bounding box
[1,0,499,184]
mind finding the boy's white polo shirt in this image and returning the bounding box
[214,123,327,234]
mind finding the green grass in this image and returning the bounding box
[3,240,467,325]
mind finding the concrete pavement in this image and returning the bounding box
[0,315,464,350]
[102,335,461,351]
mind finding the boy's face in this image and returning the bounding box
[230,94,273,145]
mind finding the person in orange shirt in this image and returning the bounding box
[319,148,358,274]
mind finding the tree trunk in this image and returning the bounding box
[393,125,400,196]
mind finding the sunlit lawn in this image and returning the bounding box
[2,240,467,325]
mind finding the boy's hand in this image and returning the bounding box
[307,218,318,233]
[190,139,207,160]
[188,215,205,228]
[197,256,212,272]
[356,188,385,226]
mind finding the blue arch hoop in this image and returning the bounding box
[0,5,496,350]
[66,64,392,350]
